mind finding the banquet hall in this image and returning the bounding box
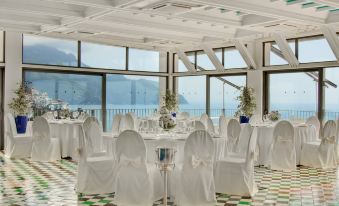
[1,0,339,205]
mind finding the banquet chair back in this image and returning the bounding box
[42,111,54,120]
[319,120,337,168]
[111,114,122,134]
[31,117,60,162]
[236,123,254,158]
[268,120,296,171]
[306,116,321,141]
[6,113,18,138]
[193,120,205,131]
[119,114,135,132]
[83,117,104,155]
[226,119,241,154]
[219,115,228,138]
[115,130,156,205]
[177,130,216,205]
[127,112,139,131]
[200,113,209,128]
[206,117,215,135]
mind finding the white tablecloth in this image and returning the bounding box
[103,132,225,164]
[253,123,316,165]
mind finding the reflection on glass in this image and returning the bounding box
[23,35,78,66]
[324,67,339,120]
[197,51,215,70]
[177,76,206,116]
[210,75,246,119]
[268,72,317,120]
[299,36,336,63]
[128,48,160,72]
[81,42,126,70]
[24,71,102,121]
[106,74,165,131]
[224,47,247,69]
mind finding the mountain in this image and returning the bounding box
[24,44,188,106]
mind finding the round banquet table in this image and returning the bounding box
[102,132,225,164]
[252,123,317,166]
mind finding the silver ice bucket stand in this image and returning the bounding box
[155,147,176,206]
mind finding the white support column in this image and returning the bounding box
[234,39,257,69]
[4,31,23,115]
[176,49,196,73]
[321,25,339,62]
[247,70,263,116]
[201,45,224,71]
[272,33,299,68]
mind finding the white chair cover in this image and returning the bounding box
[219,115,228,138]
[127,112,139,131]
[300,120,337,169]
[226,119,241,155]
[119,114,134,132]
[31,117,61,162]
[193,120,206,131]
[82,117,105,155]
[114,130,162,206]
[111,114,122,135]
[173,130,216,206]
[4,113,32,158]
[249,114,261,124]
[306,116,321,141]
[206,117,215,135]
[214,129,258,196]
[76,118,116,194]
[200,113,209,128]
[42,111,54,120]
[267,120,296,171]
[233,124,253,158]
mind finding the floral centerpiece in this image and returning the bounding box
[8,82,32,133]
[266,111,281,122]
[159,90,178,130]
[235,86,256,123]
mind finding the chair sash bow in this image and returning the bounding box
[119,154,143,168]
[191,155,212,168]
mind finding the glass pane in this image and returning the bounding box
[0,31,3,62]
[210,75,246,121]
[25,71,102,122]
[324,67,339,120]
[214,48,222,64]
[299,36,336,63]
[81,42,126,70]
[197,51,215,70]
[128,48,160,72]
[106,74,165,131]
[23,35,78,67]
[224,47,247,69]
[177,76,206,117]
[268,72,318,120]
[177,52,195,72]
[266,41,295,66]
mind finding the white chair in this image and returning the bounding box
[119,114,134,132]
[306,116,321,141]
[173,130,216,206]
[200,113,209,127]
[111,114,122,135]
[76,118,116,194]
[219,115,229,138]
[300,120,337,169]
[225,119,241,155]
[267,120,296,171]
[206,117,215,135]
[4,113,33,159]
[31,117,61,162]
[214,130,258,196]
[193,120,205,131]
[230,123,253,159]
[127,112,139,131]
[42,111,54,120]
[82,117,106,157]
[114,130,162,206]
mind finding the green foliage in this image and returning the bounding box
[162,89,178,112]
[235,86,256,117]
[8,82,32,115]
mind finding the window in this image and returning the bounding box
[176,75,206,116]
[23,35,78,67]
[214,48,222,64]
[197,51,215,70]
[264,40,296,66]
[224,47,247,69]
[0,31,3,62]
[81,42,126,70]
[299,36,336,63]
[24,71,103,121]
[324,67,339,120]
[128,48,160,72]
[267,72,318,120]
[175,52,195,72]
[106,74,166,131]
[210,75,246,120]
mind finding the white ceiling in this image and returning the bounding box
[0,0,339,50]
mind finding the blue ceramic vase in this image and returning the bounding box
[15,115,28,134]
[239,115,250,124]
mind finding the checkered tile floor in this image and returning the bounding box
[0,152,339,206]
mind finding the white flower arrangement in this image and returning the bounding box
[159,114,176,130]
[267,111,281,121]
[159,106,169,115]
